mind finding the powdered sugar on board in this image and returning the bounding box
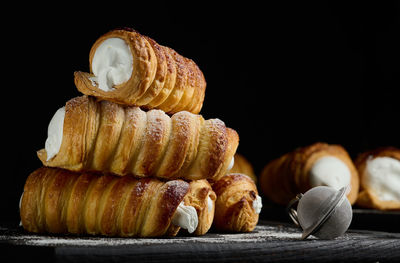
[0,221,303,247]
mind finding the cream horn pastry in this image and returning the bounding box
[74,28,206,115]
[183,180,216,235]
[211,173,262,232]
[37,96,238,181]
[259,142,359,206]
[20,167,217,237]
[354,147,400,210]
[228,153,257,183]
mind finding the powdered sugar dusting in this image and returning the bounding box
[1,222,303,247]
[145,109,169,138]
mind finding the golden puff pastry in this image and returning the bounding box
[21,167,186,237]
[229,153,257,183]
[38,96,239,181]
[259,142,359,206]
[74,28,206,115]
[212,173,262,232]
[354,147,400,210]
[20,167,216,237]
[184,179,216,235]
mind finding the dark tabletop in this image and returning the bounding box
[1,220,400,263]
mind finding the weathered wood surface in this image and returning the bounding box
[1,220,399,262]
[261,202,400,233]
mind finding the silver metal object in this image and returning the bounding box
[287,185,352,240]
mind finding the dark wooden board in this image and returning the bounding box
[1,220,400,262]
[260,200,400,233]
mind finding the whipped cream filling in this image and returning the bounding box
[45,107,65,161]
[172,202,198,233]
[207,195,213,213]
[90,37,133,92]
[364,157,400,201]
[227,157,235,171]
[309,156,351,190]
[19,192,23,226]
[253,195,262,214]
[19,192,23,210]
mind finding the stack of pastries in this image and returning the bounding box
[20,28,262,237]
[259,142,400,211]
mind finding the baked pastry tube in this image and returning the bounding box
[212,173,262,232]
[259,142,359,206]
[20,167,216,237]
[354,147,400,210]
[74,28,206,115]
[229,153,257,183]
[184,180,216,235]
[37,96,239,181]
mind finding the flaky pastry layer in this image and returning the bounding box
[38,96,239,181]
[74,28,206,115]
[212,173,259,232]
[20,167,189,237]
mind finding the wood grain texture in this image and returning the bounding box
[1,221,400,262]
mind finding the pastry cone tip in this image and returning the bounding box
[75,28,206,115]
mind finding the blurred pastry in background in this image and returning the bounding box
[354,147,400,210]
[259,142,359,206]
[229,153,257,183]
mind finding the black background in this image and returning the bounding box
[1,1,399,223]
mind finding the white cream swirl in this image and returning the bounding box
[172,202,198,233]
[364,157,400,201]
[90,38,133,92]
[309,156,351,190]
[45,107,65,161]
[253,195,262,214]
[207,196,214,213]
[227,157,235,171]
